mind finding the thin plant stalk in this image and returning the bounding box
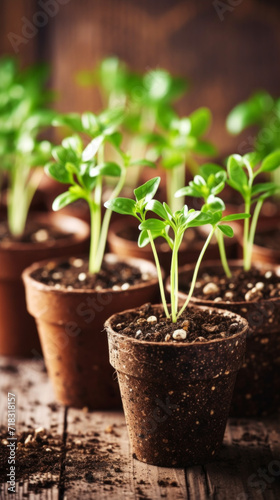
[94,168,127,272]
[148,231,170,319]
[166,163,186,213]
[178,226,216,318]
[246,198,264,270]
[216,228,232,278]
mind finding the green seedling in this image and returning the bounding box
[45,109,154,274]
[226,151,280,270]
[77,58,188,186]
[175,163,233,277]
[0,56,55,236]
[143,108,217,213]
[226,91,280,190]
[106,177,247,323]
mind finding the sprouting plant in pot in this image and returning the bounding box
[175,163,235,278]
[171,151,280,418]
[226,90,280,190]
[105,176,248,322]
[77,58,188,187]
[45,108,154,273]
[23,111,160,408]
[104,176,249,466]
[225,151,280,271]
[142,107,217,212]
[0,56,55,236]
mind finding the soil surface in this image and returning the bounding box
[180,267,280,302]
[0,220,73,245]
[255,228,280,252]
[110,303,244,343]
[30,257,150,290]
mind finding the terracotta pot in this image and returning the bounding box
[108,218,239,275]
[250,216,280,265]
[0,213,89,358]
[105,304,247,467]
[23,254,159,410]
[167,260,280,417]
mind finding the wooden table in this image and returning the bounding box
[0,358,279,500]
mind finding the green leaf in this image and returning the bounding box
[91,162,121,177]
[221,213,251,221]
[251,182,277,196]
[61,135,83,154]
[82,135,104,161]
[108,131,122,149]
[226,91,274,134]
[206,195,225,212]
[200,163,225,179]
[146,200,168,219]
[139,218,166,232]
[218,224,234,238]
[104,197,136,216]
[186,211,214,227]
[45,162,72,184]
[227,155,248,193]
[189,107,211,137]
[138,230,150,248]
[134,177,160,202]
[130,159,155,168]
[52,191,80,211]
[260,150,280,172]
[192,140,217,156]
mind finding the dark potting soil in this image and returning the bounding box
[255,228,280,252]
[30,257,149,290]
[180,267,280,303]
[0,220,73,245]
[111,303,244,343]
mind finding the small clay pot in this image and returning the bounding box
[168,260,280,417]
[105,304,247,467]
[249,216,280,265]
[108,218,239,274]
[23,255,159,410]
[0,213,89,358]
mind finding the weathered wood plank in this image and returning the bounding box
[0,358,64,500]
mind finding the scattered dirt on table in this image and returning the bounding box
[111,303,244,342]
[0,220,73,245]
[0,423,127,495]
[180,267,280,302]
[31,256,151,290]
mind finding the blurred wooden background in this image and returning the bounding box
[1,0,280,156]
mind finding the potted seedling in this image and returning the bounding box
[226,90,280,240]
[104,177,248,467]
[172,151,280,416]
[108,107,219,272]
[23,118,159,410]
[0,57,89,357]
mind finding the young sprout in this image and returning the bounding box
[77,59,188,187]
[226,91,280,190]
[226,151,280,270]
[45,109,154,274]
[0,57,54,236]
[105,177,247,323]
[175,163,233,277]
[143,108,216,213]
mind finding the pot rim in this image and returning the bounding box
[22,253,160,295]
[168,259,280,307]
[0,212,90,252]
[105,302,248,348]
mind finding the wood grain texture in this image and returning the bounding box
[0,358,280,499]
